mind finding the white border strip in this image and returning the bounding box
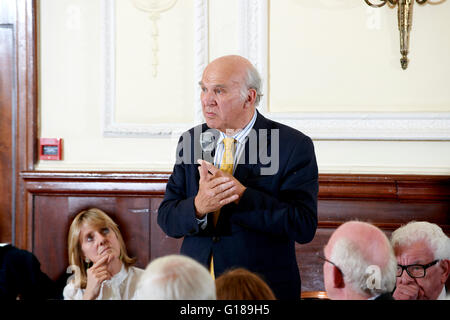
[101,0,207,137]
[238,0,450,141]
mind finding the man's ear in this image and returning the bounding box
[439,259,450,284]
[333,266,345,289]
[244,88,257,107]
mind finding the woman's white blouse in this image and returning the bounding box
[63,264,144,300]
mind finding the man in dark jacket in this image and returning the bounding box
[158,55,318,300]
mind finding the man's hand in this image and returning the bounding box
[393,283,422,300]
[194,160,244,218]
[201,160,247,204]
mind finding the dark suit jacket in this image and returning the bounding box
[158,111,319,300]
[0,244,60,300]
[374,292,395,300]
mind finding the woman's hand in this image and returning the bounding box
[82,253,112,300]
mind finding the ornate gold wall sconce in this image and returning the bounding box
[364,0,442,70]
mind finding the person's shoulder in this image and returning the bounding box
[130,266,145,275]
[374,292,395,300]
[184,123,208,135]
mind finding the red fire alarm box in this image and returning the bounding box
[40,138,62,160]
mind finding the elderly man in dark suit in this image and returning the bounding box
[157,55,318,300]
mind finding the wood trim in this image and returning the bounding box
[19,171,449,252]
[20,171,170,195]
[319,174,450,200]
[10,0,38,250]
[22,171,450,199]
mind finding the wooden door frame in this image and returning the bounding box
[14,0,38,250]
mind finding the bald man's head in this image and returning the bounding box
[327,221,392,269]
[323,221,397,299]
[199,55,262,133]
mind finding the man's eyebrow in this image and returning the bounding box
[198,81,227,88]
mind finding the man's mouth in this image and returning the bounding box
[205,112,217,119]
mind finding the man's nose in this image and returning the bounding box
[201,91,216,106]
[398,270,414,284]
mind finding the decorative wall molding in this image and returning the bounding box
[269,112,450,141]
[101,0,207,137]
[238,0,450,141]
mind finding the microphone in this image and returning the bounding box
[200,130,216,153]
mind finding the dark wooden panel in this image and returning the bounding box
[296,229,333,292]
[0,23,14,243]
[319,199,450,231]
[6,0,39,250]
[33,196,69,280]
[23,171,450,292]
[115,197,151,269]
[150,197,183,261]
[319,174,450,200]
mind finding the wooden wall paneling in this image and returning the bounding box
[319,199,450,230]
[150,197,182,261]
[33,196,70,281]
[295,228,333,292]
[23,171,450,292]
[0,6,15,243]
[5,0,39,250]
[114,197,152,269]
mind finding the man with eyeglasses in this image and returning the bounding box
[391,221,450,300]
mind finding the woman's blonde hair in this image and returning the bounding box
[67,208,136,288]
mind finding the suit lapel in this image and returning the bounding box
[234,110,272,182]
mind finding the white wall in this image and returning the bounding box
[37,0,450,174]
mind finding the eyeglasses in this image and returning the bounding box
[396,260,439,278]
[317,253,344,275]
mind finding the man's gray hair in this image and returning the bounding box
[331,238,397,297]
[240,64,263,107]
[391,221,450,260]
[135,254,216,300]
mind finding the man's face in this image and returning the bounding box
[199,62,249,133]
[395,241,446,300]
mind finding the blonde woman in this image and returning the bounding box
[63,208,143,300]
